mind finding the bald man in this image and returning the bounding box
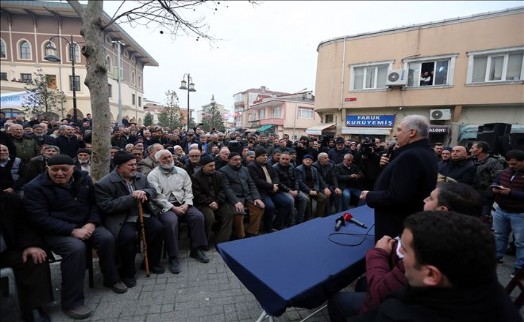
[439,145,476,185]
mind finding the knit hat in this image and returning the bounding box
[255,147,267,158]
[443,146,452,152]
[113,150,135,166]
[245,151,255,157]
[47,154,75,166]
[199,154,215,166]
[303,154,314,160]
[335,137,345,144]
[77,148,91,155]
[228,152,241,160]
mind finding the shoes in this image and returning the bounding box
[141,261,166,274]
[30,307,50,322]
[63,304,92,320]
[497,258,503,264]
[190,248,210,263]
[169,257,181,274]
[510,268,521,279]
[121,276,137,288]
[201,245,210,251]
[104,281,128,294]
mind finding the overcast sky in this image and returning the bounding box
[102,1,522,117]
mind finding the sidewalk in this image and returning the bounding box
[1,246,522,321]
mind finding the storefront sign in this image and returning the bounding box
[429,126,450,134]
[346,115,395,127]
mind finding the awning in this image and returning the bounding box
[341,127,392,135]
[257,124,273,132]
[306,123,336,135]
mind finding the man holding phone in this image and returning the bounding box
[491,149,524,278]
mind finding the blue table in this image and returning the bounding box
[216,205,375,317]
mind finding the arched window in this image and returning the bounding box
[106,55,112,70]
[138,75,142,89]
[0,39,6,59]
[131,71,135,85]
[68,43,80,63]
[19,40,31,59]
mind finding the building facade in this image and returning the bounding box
[233,86,290,130]
[0,0,158,124]
[315,7,524,146]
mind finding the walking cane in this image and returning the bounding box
[137,201,150,277]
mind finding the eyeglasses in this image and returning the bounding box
[189,155,200,158]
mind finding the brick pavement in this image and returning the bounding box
[1,244,522,321]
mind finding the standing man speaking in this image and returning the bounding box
[360,115,437,241]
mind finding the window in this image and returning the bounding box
[298,107,314,119]
[406,55,456,87]
[132,94,136,105]
[138,76,142,89]
[272,107,280,118]
[350,62,390,90]
[106,56,112,70]
[0,39,6,58]
[46,75,57,89]
[69,75,80,91]
[19,40,31,60]
[468,48,524,83]
[131,71,135,85]
[0,72,7,80]
[258,109,265,120]
[325,114,334,123]
[21,73,32,83]
[108,84,112,98]
[138,96,142,107]
[68,43,80,63]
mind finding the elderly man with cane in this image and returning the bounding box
[95,150,165,288]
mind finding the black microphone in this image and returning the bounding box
[334,215,345,231]
[385,140,397,159]
[343,213,368,229]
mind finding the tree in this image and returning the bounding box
[66,0,231,181]
[23,69,66,120]
[158,90,183,130]
[202,101,225,132]
[143,112,154,127]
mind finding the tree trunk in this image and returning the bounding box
[68,0,111,181]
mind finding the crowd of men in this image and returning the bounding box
[0,113,522,321]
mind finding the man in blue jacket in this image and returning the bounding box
[24,154,126,320]
[360,115,438,242]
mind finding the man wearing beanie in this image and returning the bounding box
[148,149,209,274]
[191,154,234,244]
[95,150,166,287]
[24,154,126,320]
[247,147,293,232]
[220,152,264,238]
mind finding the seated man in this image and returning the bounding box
[95,151,166,287]
[328,182,484,321]
[295,154,330,219]
[0,191,53,322]
[334,153,364,210]
[220,152,265,238]
[191,154,234,245]
[352,211,521,322]
[148,149,209,274]
[24,155,126,320]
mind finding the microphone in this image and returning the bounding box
[334,216,345,231]
[343,213,368,229]
[385,140,397,159]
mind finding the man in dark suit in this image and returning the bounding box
[191,154,234,244]
[360,115,438,242]
[0,191,53,322]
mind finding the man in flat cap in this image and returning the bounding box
[95,150,166,287]
[148,149,209,275]
[191,154,234,245]
[24,154,126,320]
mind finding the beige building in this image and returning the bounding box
[315,7,524,146]
[233,86,290,130]
[0,0,157,124]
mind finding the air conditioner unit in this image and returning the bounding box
[430,109,451,121]
[386,69,408,87]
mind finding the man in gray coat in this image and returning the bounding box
[95,151,165,288]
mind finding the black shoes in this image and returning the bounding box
[104,281,128,294]
[29,307,50,322]
[169,257,181,274]
[121,276,137,288]
[63,305,92,320]
[190,248,210,263]
[141,261,166,274]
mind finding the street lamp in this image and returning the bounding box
[44,35,79,124]
[112,40,125,126]
[179,74,196,131]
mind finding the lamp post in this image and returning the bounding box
[112,40,125,126]
[44,35,79,124]
[179,74,196,131]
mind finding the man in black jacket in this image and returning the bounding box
[0,191,53,322]
[360,115,437,241]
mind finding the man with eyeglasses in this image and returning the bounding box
[185,149,202,176]
[214,146,230,170]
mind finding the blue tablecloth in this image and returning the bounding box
[216,205,375,317]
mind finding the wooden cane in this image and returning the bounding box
[137,201,150,277]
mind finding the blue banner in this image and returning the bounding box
[346,115,395,127]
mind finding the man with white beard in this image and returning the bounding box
[147,149,209,274]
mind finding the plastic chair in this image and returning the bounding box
[0,267,21,320]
